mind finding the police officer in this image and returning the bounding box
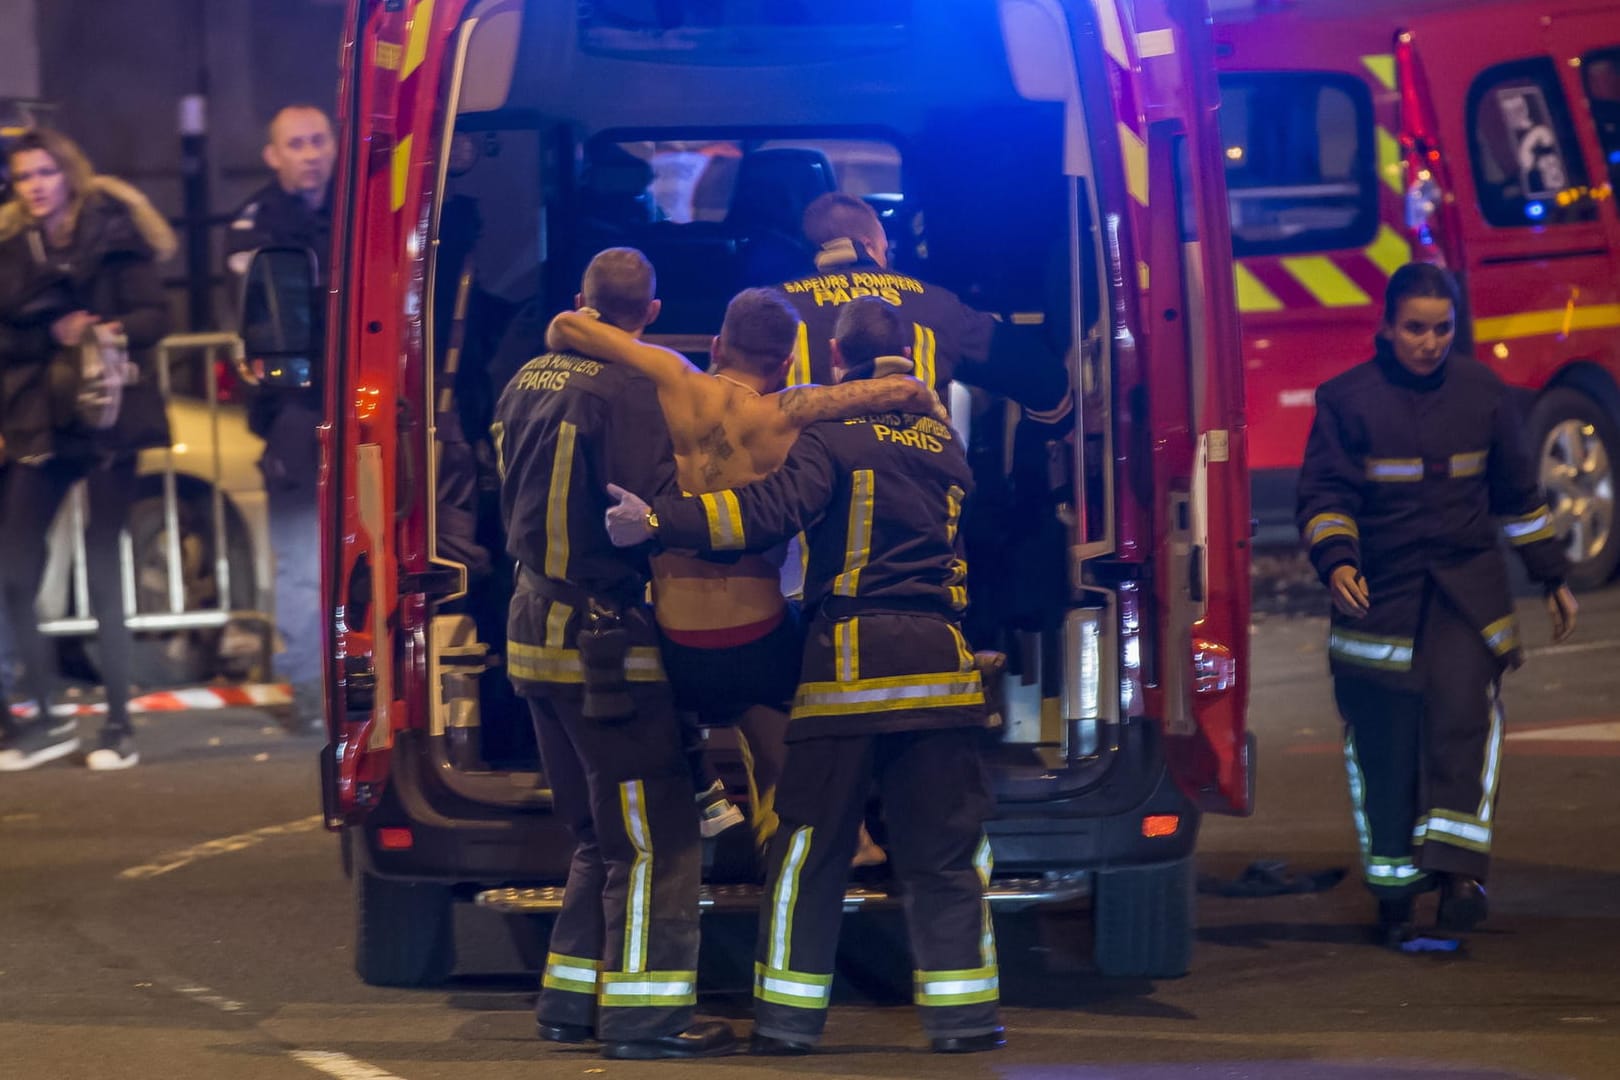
[777,191,1070,425]
[1297,263,1578,949]
[226,104,335,722]
[607,295,1003,1055]
[495,248,735,1060]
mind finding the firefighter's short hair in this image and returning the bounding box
[582,247,657,331]
[720,288,801,375]
[834,295,908,380]
[802,192,883,250]
[1382,263,1460,326]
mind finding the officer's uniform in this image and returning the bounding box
[647,393,999,1047]
[1297,343,1569,896]
[493,350,699,1043]
[777,237,1072,424]
[225,181,333,705]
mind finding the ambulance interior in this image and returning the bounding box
[419,1,1115,846]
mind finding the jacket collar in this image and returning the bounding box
[812,236,881,273]
[1374,337,1448,392]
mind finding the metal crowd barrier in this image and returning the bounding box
[36,332,272,644]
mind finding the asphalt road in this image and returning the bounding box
[2,585,1618,1079]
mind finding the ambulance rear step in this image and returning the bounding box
[475,873,1090,915]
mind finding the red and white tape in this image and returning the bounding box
[10,683,294,719]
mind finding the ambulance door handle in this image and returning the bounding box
[1188,543,1205,604]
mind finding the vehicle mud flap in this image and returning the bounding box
[355,865,455,987]
[1092,855,1194,978]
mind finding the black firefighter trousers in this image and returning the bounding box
[525,682,702,1043]
[753,726,1000,1045]
[1334,589,1505,897]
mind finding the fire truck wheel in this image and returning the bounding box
[1530,387,1620,590]
[1091,856,1194,979]
[354,867,455,987]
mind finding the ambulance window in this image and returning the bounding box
[1217,73,1376,257]
[1579,49,1620,190]
[1468,59,1597,227]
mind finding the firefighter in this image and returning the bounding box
[777,191,1071,424]
[1296,263,1578,949]
[606,295,1004,1055]
[494,248,735,1060]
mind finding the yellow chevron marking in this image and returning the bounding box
[1095,0,1131,68]
[402,0,436,78]
[1362,53,1396,92]
[1475,304,1620,341]
[1118,122,1149,206]
[391,134,412,212]
[1281,256,1372,308]
[1377,127,1403,194]
[1363,225,1410,278]
[1233,263,1283,313]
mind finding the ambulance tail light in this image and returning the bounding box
[1192,638,1236,697]
[1395,31,1459,268]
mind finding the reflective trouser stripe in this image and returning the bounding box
[598,970,697,1008]
[1366,855,1427,884]
[1479,688,1504,821]
[753,962,832,1009]
[1344,731,1427,889]
[769,826,813,971]
[620,780,653,972]
[973,835,996,969]
[914,966,1000,1007]
[542,952,601,995]
[1414,810,1493,853]
[1503,505,1556,545]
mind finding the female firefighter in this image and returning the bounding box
[1297,263,1578,949]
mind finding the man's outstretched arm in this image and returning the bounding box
[546,310,701,389]
[772,375,945,435]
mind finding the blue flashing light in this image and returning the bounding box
[1525,201,1547,221]
[1609,149,1620,165]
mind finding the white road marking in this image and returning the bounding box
[175,984,246,1013]
[1528,638,1620,658]
[290,1051,408,1080]
[1507,721,1620,743]
[118,815,324,880]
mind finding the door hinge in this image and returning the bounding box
[400,565,465,600]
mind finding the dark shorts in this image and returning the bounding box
[660,604,804,721]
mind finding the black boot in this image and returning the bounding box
[1377,896,1416,951]
[536,1020,594,1043]
[601,1020,737,1060]
[931,1027,1007,1053]
[1436,875,1488,932]
[751,1032,815,1055]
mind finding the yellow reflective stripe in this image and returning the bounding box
[973,835,996,969]
[834,618,860,683]
[912,323,938,388]
[945,485,964,543]
[700,490,746,551]
[949,585,968,611]
[753,962,832,1009]
[542,952,601,995]
[789,320,812,387]
[1450,450,1488,478]
[1234,262,1284,314]
[1361,53,1396,91]
[914,965,1000,1007]
[1413,810,1492,853]
[1475,304,1620,342]
[1118,122,1148,206]
[1503,505,1556,545]
[1366,855,1427,884]
[1305,512,1359,546]
[769,827,813,971]
[1481,615,1519,658]
[545,601,573,649]
[1376,127,1404,195]
[619,780,653,973]
[490,420,507,481]
[1328,629,1414,671]
[544,422,577,578]
[1280,256,1372,308]
[1366,457,1423,482]
[509,643,665,684]
[833,470,875,597]
[1364,224,1410,277]
[598,970,697,1008]
[792,672,985,719]
[1343,731,1374,875]
[391,133,413,212]
[949,623,975,672]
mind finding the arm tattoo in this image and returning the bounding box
[777,378,930,427]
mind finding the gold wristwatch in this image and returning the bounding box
[645,509,660,533]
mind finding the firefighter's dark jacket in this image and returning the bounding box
[495,349,675,602]
[1296,343,1569,684]
[650,400,984,739]
[778,239,1072,429]
[226,181,332,436]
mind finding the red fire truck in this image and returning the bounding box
[247,0,1252,987]
[1214,0,1620,587]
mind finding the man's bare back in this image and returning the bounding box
[545,308,938,630]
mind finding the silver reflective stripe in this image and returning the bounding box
[770,827,812,970]
[1503,511,1552,538]
[796,678,981,709]
[1416,816,1491,845]
[547,963,598,984]
[760,975,827,1000]
[1329,632,1414,667]
[919,976,999,996]
[1367,862,1424,880]
[1367,459,1423,480]
[601,979,694,998]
